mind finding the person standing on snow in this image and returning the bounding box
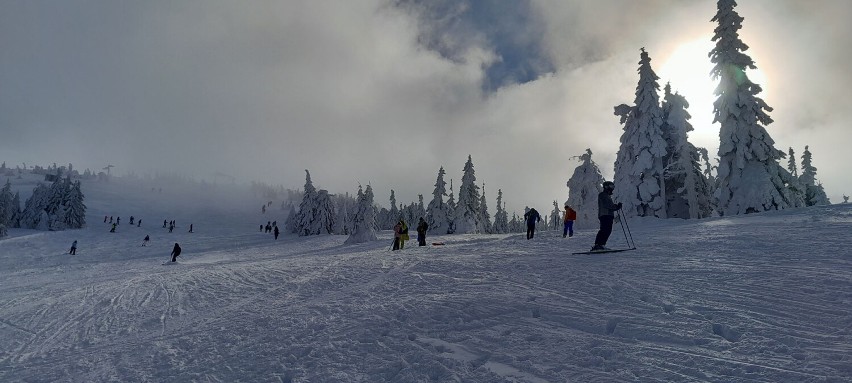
[392,220,403,251]
[170,243,182,262]
[563,204,577,238]
[69,240,77,255]
[143,235,150,246]
[399,219,409,249]
[416,217,429,246]
[524,207,541,239]
[274,225,280,240]
[592,181,622,251]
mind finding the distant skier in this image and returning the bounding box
[137,219,142,227]
[563,204,577,238]
[129,216,135,225]
[524,208,541,239]
[116,217,120,225]
[416,217,428,246]
[142,235,150,246]
[392,220,403,251]
[188,224,193,233]
[169,223,174,233]
[104,216,108,223]
[399,219,409,249]
[260,224,264,232]
[169,243,182,262]
[110,223,117,233]
[163,220,167,228]
[69,240,77,255]
[274,225,280,240]
[591,181,622,252]
[110,216,113,223]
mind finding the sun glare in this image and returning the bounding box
[658,37,768,150]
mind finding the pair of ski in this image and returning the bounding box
[571,247,636,255]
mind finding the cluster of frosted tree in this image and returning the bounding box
[288,156,530,241]
[15,175,87,231]
[612,48,714,219]
[787,146,830,206]
[0,180,23,237]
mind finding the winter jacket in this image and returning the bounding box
[417,220,428,234]
[393,223,402,238]
[400,222,410,241]
[524,209,541,225]
[598,191,621,217]
[564,207,577,222]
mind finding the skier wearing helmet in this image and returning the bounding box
[592,181,622,251]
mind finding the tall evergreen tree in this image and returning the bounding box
[62,180,87,229]
[20,183,50,230]
[800,145,830,206]
[613,48,668,218]
[0,179,13,227]
[445,179,457,234]
[312,190,336,235]
[294,170,319,235]
[566,149,605,230]
[787,147,798,177]
[426,167,449,234]
[455,156,482,234]
[478,183,492,233]
[549,201,562,230]
[711,0,799,215]
[661,84,714,218]
[388,190,400,228]
[492,189,509,234]
[345,184,378,244]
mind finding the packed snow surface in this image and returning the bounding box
[1,177,850,382]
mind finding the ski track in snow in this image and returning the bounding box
[0,177,850,382]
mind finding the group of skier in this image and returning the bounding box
[514,180,625,252]
[261,221,281,240]
[391,217,429,250]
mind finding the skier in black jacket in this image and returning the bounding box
[592,181,623,251]
[170,243,182,262]
[524,208,541,239]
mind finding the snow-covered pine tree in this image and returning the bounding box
[0,179,13,227]
[455,155,482,234]
[478,183,492,233]
[62,180,86,229]
[800,145,830,206]
[711,0,800,215]
[345,184,378,244]
[312,190,336,234]
[546,201,557,230]
[333,193,354,235]
[661,84,714,219]
[613,48,668,218]
[388,190,400,228]
[20,183,50,229]
[445,179,457,234]
[566,149,605,230]
[293,170,319,236]
[426,167,449,234]
[416,194,426,223]
[492,189,509,234]
[787,148,798,177]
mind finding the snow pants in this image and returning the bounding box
[417,232,426,246]
[563,221,574,237]
[526,223,536,239]
[594,215,614,247]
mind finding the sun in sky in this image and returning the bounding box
[658,36,768,152]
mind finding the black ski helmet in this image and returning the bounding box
[602,181,615,190]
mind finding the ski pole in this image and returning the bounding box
[618,209,636,249]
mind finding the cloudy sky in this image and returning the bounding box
[2,0,850,214]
